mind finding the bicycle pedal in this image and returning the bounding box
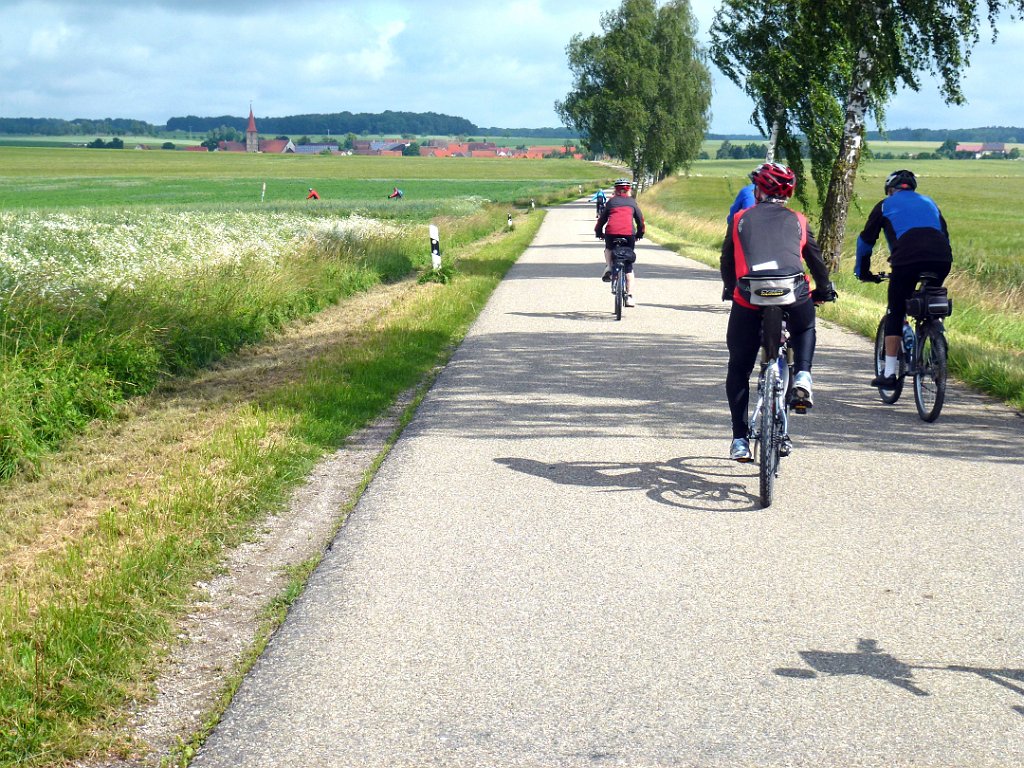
[792,403,807,414]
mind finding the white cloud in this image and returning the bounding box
[28,23,74,59]
[0,0,1022,132]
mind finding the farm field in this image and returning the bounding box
[700,138,1024,157]
[0,147,613,477]
[0,146,608,210]
[643,158,1024,409]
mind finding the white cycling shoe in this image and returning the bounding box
[791,371,813,409]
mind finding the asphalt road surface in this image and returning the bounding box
[193,199,1024,767]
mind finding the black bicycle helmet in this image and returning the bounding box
[884,169,917,193]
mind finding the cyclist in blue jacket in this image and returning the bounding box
[727,181,756,227]
[855,169,952,389]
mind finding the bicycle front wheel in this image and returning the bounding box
[914,322,947,422]
[758,365,780,508]
[874,317,904,404]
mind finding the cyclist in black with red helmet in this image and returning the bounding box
[596,178,645,307]
[721,162,835,462]
[855,169,953,389]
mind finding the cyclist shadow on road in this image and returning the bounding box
[495,455,760,512]
[775,637,1024,714]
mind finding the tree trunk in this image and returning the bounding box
[765,118,780,163]
[818,49,871,273]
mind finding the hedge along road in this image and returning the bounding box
[193,198,1023,767]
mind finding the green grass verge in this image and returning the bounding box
[0,210,545,767]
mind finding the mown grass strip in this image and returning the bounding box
[0,211,545,767]
[643,175,1024,411]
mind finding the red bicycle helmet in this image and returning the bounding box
[750,162,796,199]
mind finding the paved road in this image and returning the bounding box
[194,199,1024,767]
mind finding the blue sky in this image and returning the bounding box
[0,0,1021,134]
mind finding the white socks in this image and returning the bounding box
[884,355,898,377]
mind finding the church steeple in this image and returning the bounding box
[246,104,258,153]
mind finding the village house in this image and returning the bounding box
[955,142,1007,158]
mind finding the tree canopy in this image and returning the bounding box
[556,0,711,190]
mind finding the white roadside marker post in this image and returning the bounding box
[429,224,442,270]
[261,182,266,203]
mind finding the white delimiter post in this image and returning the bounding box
[429,224,442,270]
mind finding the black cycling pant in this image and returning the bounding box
[726,299,816,439]
[884,260,951,336]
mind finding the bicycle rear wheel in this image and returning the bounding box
[758,365,780,508]
[874,317,904,404]
[914,322,947,422]
[614,272,623,320]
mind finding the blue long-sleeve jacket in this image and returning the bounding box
[855,189,951,277]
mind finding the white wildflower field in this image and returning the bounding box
[0,210,404,300]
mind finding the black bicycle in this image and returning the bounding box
[742,273,811,508]
[608,237,635,321]
[873,272,952,422]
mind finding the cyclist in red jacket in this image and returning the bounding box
[720,162,834,462]
[595,178,645,307]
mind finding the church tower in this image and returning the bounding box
[245,106,259,153]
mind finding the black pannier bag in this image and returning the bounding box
[906,286,953,318]
[610,243,634,264]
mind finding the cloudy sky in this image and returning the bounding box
[1,0,1021,134]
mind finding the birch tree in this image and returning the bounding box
[711,0,1024,270]
[557,0,711,191]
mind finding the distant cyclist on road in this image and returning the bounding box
[854,169,952,390]
[721,162,835,462]
[595,178,645,307]
[590,187,608,218]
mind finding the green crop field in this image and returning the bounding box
[0,147,609,210]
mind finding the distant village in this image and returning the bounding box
[165,108,581,159]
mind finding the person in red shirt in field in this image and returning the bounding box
[306,188,320,200]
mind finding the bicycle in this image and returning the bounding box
[872,271,952,422]
[742,273,811,508]
[608,237,635,321]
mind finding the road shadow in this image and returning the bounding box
[495,455,760,512]
[775,637,1024,714]
[422,328,1024,468]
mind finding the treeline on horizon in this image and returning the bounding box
[0,111,578,139]
[3,113,1021,143]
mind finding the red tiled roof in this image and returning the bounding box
[259,139,292,153]
[247,108,257,133]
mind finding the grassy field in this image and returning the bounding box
[643,158,1024,409]
[700,138,1024,158]
[0,149,612,478]
[0,147,608,210]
